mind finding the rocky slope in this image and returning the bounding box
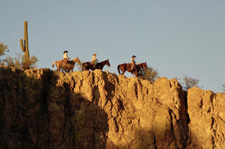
[0,67,224,148]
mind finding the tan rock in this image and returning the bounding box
[187,87,225,148]
[0,67,224,148]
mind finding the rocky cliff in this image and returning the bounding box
[0,67,224,148]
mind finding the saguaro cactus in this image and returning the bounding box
[20,21,30,69]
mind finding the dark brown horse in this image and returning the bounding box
[136,62,148,75]
[82,59,111,71]
[117,62,147,77]
[52,57,81,72]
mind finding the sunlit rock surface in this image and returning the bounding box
[0,67,224,148]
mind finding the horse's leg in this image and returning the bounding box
[58,63,62,72]
[84,66,88,71]
[121,67,126,75]
[56,66,59,72]
[99,64,104,70]
[82,64,84,71]
[56,61,61,72]
[134,69,138,77]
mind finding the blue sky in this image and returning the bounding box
[1,0,225,92]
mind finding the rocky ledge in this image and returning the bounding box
[0,67,224,148]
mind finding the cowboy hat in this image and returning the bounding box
[63,50,68,54]
[132,55,136,58]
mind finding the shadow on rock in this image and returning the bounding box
[0,67,109,149]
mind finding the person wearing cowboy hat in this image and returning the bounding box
[131,55,137,71]
[63,50,70,63]
[92,53,98,68]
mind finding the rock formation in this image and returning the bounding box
[187,88,225,148]
[0,67,224,148]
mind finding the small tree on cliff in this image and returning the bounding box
[182,74,201,91]
[138,66,159,83]
[0,43,8,56]
[222,84,225,93]
[0,42,9,66]
[4,52,38,69]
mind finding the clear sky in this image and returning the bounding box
[1,0,225,93]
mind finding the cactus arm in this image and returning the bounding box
[20,39,25,52]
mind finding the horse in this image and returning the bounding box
[82,59,111,71]
[52,57,81,72]
[117,62,147,77]
[136,62,148,75]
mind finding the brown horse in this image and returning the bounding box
[117,62,147,77]
[52,57,81,72]
[136,62,148,75]
[82,59,111,71]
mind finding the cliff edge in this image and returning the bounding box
[0,67,224,148]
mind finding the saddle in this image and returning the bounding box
[92,62,98,68]
[63,59,72,65]
[131,64,136,71]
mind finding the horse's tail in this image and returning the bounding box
[117,65,121,74]
[52,61,56,68]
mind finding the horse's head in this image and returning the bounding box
[106,59,111,67]
[140,62,147,69]
[73,57,82,64]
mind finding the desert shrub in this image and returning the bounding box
[0,42,9,66]
[4,53,38,69]
[222,84,225,93]
[182,74,200,91]
[138,66,159,83]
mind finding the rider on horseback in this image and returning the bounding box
[63,50,70,63]
[92,53,98,68]
[131,55,137,71]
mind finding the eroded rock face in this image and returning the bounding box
[0,67,224,148]
[187,88,225,149]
